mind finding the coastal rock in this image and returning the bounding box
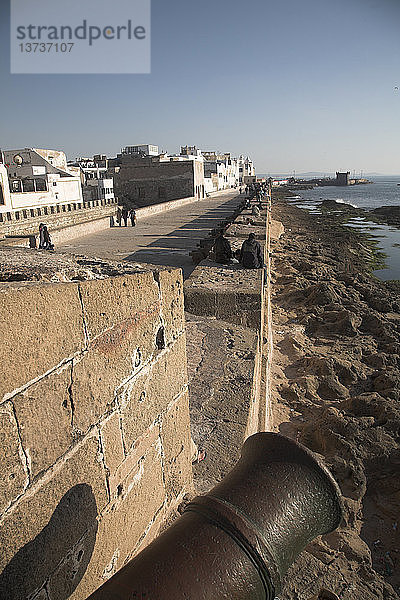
[305,309,362,337]
[271,196,400,599]
[371,205,400,227]
[320,199,356,211]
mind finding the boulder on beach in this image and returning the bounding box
[372,205,400,218]
[320,199,355,211]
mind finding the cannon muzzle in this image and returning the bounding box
[87,432,343,600]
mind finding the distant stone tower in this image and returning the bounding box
[336,171,350,186]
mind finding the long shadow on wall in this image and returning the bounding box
[0,484,98,600]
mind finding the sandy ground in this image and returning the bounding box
[270,194,400,600]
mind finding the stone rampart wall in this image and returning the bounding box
[0,269,193,600]
[184,196,280,438]
[0,200,117,238]
[115,160,195,206]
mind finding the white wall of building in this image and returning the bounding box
[0,167,83,214]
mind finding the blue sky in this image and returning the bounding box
[1,0,400,174]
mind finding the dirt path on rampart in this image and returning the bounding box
[270,197,400,600]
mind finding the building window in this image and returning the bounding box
[0,185,4,205]
[158,187,166,199]
[22,179,35,192]
[35,179,47,192]
[139,188,145,198]
[11,180,22,192]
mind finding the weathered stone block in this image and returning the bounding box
[216,291,237,321]
[0,433,108,600]
[71,306,162,434]
[184,287,216,317]
[12,364,73,479]
[119,334,188,450]
[0,403,28,515]
[108,424,158,499]
[78,273,160,341]
[0,283,85,400]
[58,441,165,600]
[160,391,193,500]
[99,412,125,478]
[157,269,185,345]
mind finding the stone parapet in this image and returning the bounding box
[187,196,284,493]
[0,200,117,239]
[0,268,193,600]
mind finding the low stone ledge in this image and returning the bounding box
[185,314,261,494]
[184,262,263,328]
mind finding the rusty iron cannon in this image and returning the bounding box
[87,432,343,600]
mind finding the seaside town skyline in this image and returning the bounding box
[2,0,400,174]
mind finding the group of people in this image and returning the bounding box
[114,207,137,227]
[214,231,263,269]
[213,189,266,268]
[38,223,54,250]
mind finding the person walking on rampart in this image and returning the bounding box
[240,232,263,269]
[122,208,129,227]
[38,223,54,250]
[116,207,122,227]
[213,231,233,264]
[129,209,137,227]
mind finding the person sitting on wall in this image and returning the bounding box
[252,205,261,217]
[240,232,263,269]
[38,223,54,250]
[213,230,233,264]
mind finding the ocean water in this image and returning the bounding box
[287,177,400,281]
[295,176,400,210]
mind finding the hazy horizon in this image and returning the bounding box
[1,0,400,174]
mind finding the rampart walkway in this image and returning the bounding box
[58,190,242,278]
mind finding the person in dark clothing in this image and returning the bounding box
[214,231,233,264]
[240,233,263,268]
[129,209,137,226]
[116,207,122,226]
[39,223,45,248]
[122,208,129,226]
[39,223,54,250]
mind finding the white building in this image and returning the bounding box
[0,148,83,214]
[70,155,109,181]
[202,151,240,192]
[83,177,114,203]
[70,155,115,203]
[272,179,289,187]
[121,144,159,157]
[238,155,255,183]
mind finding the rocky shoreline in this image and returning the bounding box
[270,192,400,599]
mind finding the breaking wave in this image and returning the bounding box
[335,198,358,208]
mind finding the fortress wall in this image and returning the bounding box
[0,202,117,239]
[0,269,193,600]
[184,196,281,442]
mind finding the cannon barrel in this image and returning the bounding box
[87,433,343,600]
